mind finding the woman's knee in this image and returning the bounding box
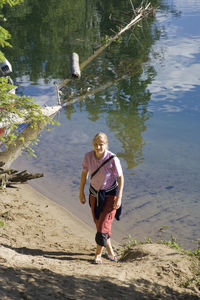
[95,232,108,247]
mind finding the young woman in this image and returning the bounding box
[79,132,124,264]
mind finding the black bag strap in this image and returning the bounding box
[91,155,115,179]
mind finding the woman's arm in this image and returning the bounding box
[114,173,124,209]
[79,169,88,204]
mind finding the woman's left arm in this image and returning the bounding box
[114,173,124,209]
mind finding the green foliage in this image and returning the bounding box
[122,233,200,262]
[121,234,153,253]
[145,237,152,244]
[193,248,200,261]
[24,138,41,158]
[102,34,110,44]
[0,219,5,227]
[0,26,11,47]
[123,234,139,249]
[0,77,57,147]
[121,233,200,291]
[4,0,100,81]
[0,0,23,60]
[0,0,60,153]
[160,236,200,263]
[161,235,182,250]
[0,0,22,8]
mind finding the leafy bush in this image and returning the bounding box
[0,0,59,150]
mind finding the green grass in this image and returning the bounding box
[0,219,5,228]
[120,234,200,291]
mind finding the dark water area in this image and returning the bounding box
[3,0,200,249]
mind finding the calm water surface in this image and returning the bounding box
[5,0,200,249]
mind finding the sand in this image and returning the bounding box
[0,184,199,300]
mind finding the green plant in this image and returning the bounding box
[102,34,110,44]
[0,0,23,61]
[0,219,5,227]
[121,234,155,253]
[0,75,59,152]
[120,234,138,253]
[145,237,152,244]
[192,248,200,261]
[115,37,121,44]
[161,235,182,250]
[0,1,59,155]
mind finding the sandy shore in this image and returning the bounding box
[0,183,199,299]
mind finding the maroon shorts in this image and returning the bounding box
[89,194,117,236]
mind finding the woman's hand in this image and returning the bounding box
[79,170,88,205]
[79,192,86,204]
[113,174,124,209]
[113,195,121,209]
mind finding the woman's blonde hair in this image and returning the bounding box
[93,132,108,146]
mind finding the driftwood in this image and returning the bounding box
[58,2,155,90]
[70,52,81,78]
[0,162,43,187]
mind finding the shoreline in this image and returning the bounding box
[11,159,199,251]
[12,156,126,244]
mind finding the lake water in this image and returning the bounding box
[4,0,200,249]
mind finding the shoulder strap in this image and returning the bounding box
[91,155,115,179]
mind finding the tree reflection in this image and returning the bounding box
[4,0,101,81]
[75,1,159,169]
[4,0,165,170]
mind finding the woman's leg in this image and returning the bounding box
[89,195,104,263]
[106,238,115,257]
[98,195,116,234]
[90,194,117,262]
[95,244,103,263]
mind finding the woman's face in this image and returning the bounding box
[93,138,107,158]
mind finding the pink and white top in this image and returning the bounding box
[82,150,123,191]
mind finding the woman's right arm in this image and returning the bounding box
[79,169,88,204]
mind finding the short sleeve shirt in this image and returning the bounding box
[82,149,123,191]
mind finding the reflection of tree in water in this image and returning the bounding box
[4,0,101,81]
[104,34,156,169]
[74,3,159,169]
[107,80,153,170]
[61,1,160,170]
[5,0,165,170]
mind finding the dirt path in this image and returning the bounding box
[0,184,199,299]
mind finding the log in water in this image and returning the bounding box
[70,52,81,79]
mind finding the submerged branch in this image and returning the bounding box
[62,77,125,107]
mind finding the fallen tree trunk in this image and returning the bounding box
[0,162,43,187]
